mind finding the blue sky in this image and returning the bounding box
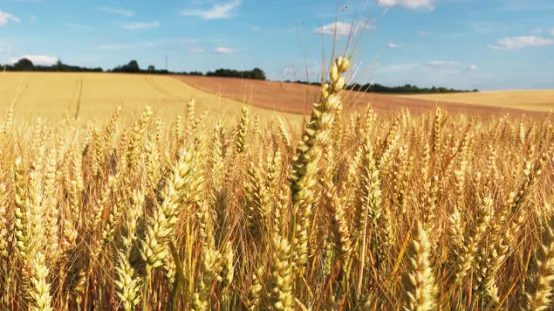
[0,0,553,90]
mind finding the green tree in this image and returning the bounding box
[251,67,266,80]
[14,58,34,71]
[126,60,140,73]
[148,65,155,73]
[56,58,63,71]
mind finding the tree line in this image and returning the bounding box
[3,58,104,72]
[346,82,478,94]
[2,58,267,80]
[2,57,478,93]
[289,80,478,93]
[205,68,266,80]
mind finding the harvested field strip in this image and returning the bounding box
[174,74,544,117]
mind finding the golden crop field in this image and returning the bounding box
[1,52,554,311]
[0,71,300,125]
[399,90,554,112]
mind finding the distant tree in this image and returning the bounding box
[147,65,155,73]
[126,60,140,73]
[110,60,140,73]
[14,58,34,70]
[56,58,63,71]
[205,67,266,80]
[250,67,266,80]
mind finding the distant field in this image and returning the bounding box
[1,72,549,126]
[398,90,554,112]
[174,75,543,117]
[0,72,300,124]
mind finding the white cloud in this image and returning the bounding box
[387,41,405,48]
[0,11,20,25]
[29,15,36,23]
[488,36,554,50]
[66,23,94,31]
[467,64,479,71]
[377,0,434,11]
[313,21,372,37]
[531,28,543,34]
[180,0,242,20]
[377,0,399,6]
[549,28,554,35]
[96,42,164,50]
[213,47,236,54]
[190,47,204,53]
[418,31,430,36]
[8,55,57,65]
[97,7,135,17]
[0,46,11,53]
[427,60,460,68]
[122,21,160,31]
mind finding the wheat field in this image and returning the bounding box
[399,90,554,112]
[0,55,553,311]
[0,71,300,124]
